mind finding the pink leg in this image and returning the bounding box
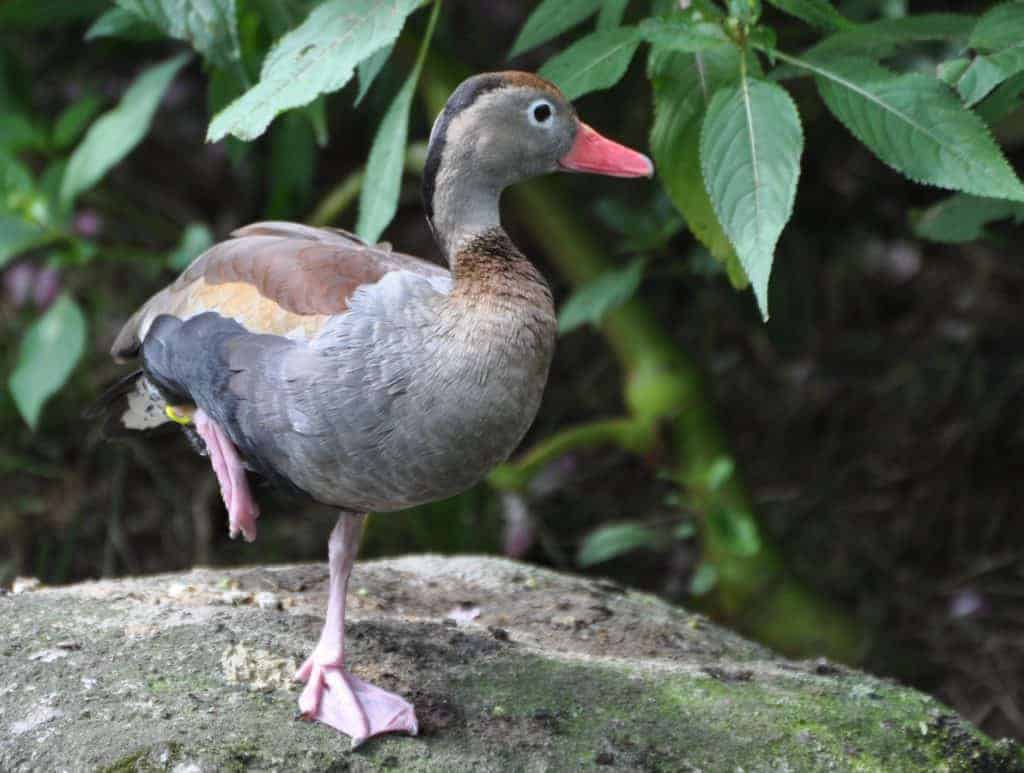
[295,513,418,748]
[193,409,259,542]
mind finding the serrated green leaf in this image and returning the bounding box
[577,523,658,566]
[509,0,603,58]
[637,17,729,53]
[167,222,214,270]
[597,0,630,29]
[53,95,104,150]
[700,77,803,318]
[558,258,646,334]
[706,505,761,557]
[355,43,394,106]
[957,49,1024,107]
[9,294,87,430]
[969,1,1024,52]
[805,14,973,62]
[803,57,1024,203]
[538,27,642,100]
[61,53,190,207]
[689,562,719,595]
[208,0,421,142]
[356,73,416,244]
[649,43,747,287]
[911,193,1024,244]
[765,0,853,31]
[85,6,161,41]
[115,0,242,68]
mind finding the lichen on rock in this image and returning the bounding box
[1,556,1020,772]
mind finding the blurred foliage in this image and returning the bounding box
[1,0,1024,742]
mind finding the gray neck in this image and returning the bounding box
[428,169,503,260]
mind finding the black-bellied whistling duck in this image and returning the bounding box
[98,71,653,746]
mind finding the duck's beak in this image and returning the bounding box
[558,121,654,178]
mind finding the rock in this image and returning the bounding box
[0,555,1020,772]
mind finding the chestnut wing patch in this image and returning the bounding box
[111,221,448,360]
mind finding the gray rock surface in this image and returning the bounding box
[1,555,1020,772]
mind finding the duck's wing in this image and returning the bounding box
[111,221,448,361]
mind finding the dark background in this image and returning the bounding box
[2,0,1023,744]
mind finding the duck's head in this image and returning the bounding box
[423,71,653,257]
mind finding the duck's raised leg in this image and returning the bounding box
[295,512,418,748]
[193,408,259,542]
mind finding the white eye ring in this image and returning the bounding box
[527,99,555,127]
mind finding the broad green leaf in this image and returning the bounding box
[85,7,161,41]
[765,0,853,31]
[977,70,1024,125]
[356,74,417,244]
[208,0,421,142]
[0,216,49,268]
[116,0,241,68]
[911,193,1024,244]
[0,112,43,154]
[958,49,1024,107]
[937,58,970,88]
[689,562,719,595]
[805,14,973,62]
[706,505,761,557]
[577,523,658,566]
[728,0,761,24]
[538,27,642,101]
[700,78,803,318]
[597,0,630,29]
[637,17,730,53]
[53,95,104,150]
[509,0,602,58]
[649,43,746,285]
[969,1,1024,52]
[9,294,87,430]
[804,57,1024,202]
[558,258,646,334]
[356,43,394,106]
[267,111,314,217]
[167,222,214,269]
[61,53,191,207]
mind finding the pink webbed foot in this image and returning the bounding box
[295,655,418,748]
[193,409,260,542]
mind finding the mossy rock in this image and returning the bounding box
[1,556,1019,771]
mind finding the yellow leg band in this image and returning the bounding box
[165,405,194,425]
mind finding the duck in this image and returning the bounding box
[96,70,653,747]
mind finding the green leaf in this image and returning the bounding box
[689,562,719,595]
[911,193,1024,244]
[85,7,161,41]
[637,17,730,53]
[61,53,191,208]
[969,1,1024,52]
[977,70,1024,125]
[558,258,646,334]
[765,0,853,31]
[597,0,630,30]
[649,43,746,285]
[0,216,49,268]
[53,95,104,150]
[208,0,421,142]
[355,43,394,106]
[804,57,1024,202]
[936,58,970,88]
[700,77,803,319]
[706,505,761,557]
[267,111,314,217]
[805,14,973,62]
[577,523,658,566]
[538,27,642,101]
[167,222,214,270]
[957,48,1024,107]
[9,294,87,430]
[115,0,242,68]
[509,0,602,58]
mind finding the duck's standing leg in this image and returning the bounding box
[192,408,260,542]
[295,512,418,747]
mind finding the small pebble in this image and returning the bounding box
[222,590,251,606]
[254,592,281,611]
[11,577,40,594]
[167,582,193,598]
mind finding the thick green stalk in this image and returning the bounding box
[415,57,865,662]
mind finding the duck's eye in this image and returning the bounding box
[528,99,554,127]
